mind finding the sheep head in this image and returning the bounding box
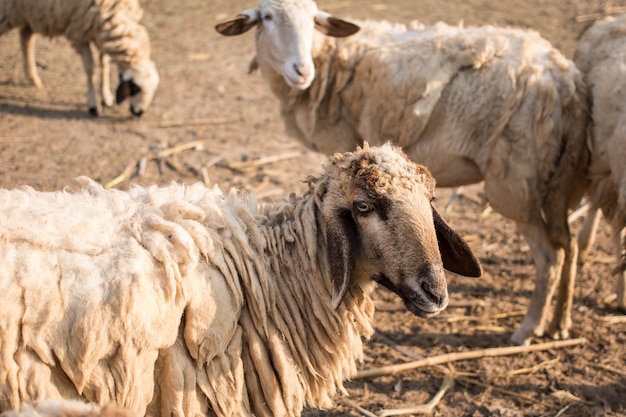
[215,0,359,89]
[116,58,160,116]
[319,143,481,317]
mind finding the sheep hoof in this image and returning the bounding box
[88,107,100,117]
[102,95,115,108]
[510,329,533,346]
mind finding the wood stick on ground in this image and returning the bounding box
[226,151,302,171]
[442,310,526,323]
[104,160,139,189]
[378,374,454,416]
[576,6,626,22]
[105,140,208,188]
[151,140,206,159]
[158,117,240,128]
[454,375,553,407]
[338,399,378,417]
[354,338,587,380]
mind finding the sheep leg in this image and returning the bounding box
[78,44,100,116]
[19,26,43,89]
[100,52,115,107]
[614,222,626,311]
[577,206,602,262]
[510,221,564,346]
[547,235,577,340]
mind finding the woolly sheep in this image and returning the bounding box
[0,400,136,417]
[0,0,159,116]
[215,0,590,346]
[0,143,480,417]
[574,14,626,312]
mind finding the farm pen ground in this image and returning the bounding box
[0,0,625,416]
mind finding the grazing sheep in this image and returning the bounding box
[215,0,590,345]
[0,0,159,116]
[0,143,480,417]
[0,400,136,417]
[574,14,626,312]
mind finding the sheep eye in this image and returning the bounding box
[354,201,373,213]
[263,14,273,21]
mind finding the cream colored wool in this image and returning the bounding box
[574,15,626,311]
[0,399,137,417]
[0,144,479,417]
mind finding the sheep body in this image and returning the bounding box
[0,0,159,116]
[216,2,589,345]
[0,144,480,417]
[0,400,136,417]
[574,14,626,311]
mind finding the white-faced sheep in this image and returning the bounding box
[215,0,590,346]
[574,14,626,312]
[0,143,480,417]
[0,0,159,116]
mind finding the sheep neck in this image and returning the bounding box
[237,187,375,414]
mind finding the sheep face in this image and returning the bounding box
[215,0,360,89]
[116,59,160,116]
[322,144,481,317]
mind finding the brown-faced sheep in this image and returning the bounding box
[0,143,480,417]
[574,14,626,312]
[0,0,159,116]
[215,0,590,345]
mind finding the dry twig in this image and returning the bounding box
[442,310,526,323]
[105,140,207,188]
[354,338,587,379]
[158,117,239,128]
[226,151,302,171]
[378,375,454,416]
[576,6,626,22]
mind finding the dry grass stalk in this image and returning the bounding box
[591,363,626,377]
[600,315,626,324]
[377,374,454,416]
[455,375,551,407]
[339,398,378,417]
[104,140,207,188]
[158,117,239,128]
[226,151,302,171]
[576,6,626,22]
[354,338,587,379]
[504,357,560,377]
[442,310,526,323]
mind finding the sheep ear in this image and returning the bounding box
[327,209,357,309]
[215,9,260,36]
[314,11,360,37]
[432,206,482,278]
[116,78,131,104]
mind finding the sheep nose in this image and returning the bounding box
[419,264,448,306]
[293,63,310,79]
[131,107,143,117]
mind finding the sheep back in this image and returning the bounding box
[0,178,245,415]
[0,0,148,64]
[284,20,587,222]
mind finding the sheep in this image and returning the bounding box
[573,14,626,313]
[0,0,159,116]
[0,143,481,417]
[0,400,136,417]
[215,0,590,346]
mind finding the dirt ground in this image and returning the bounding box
[1,0,625,416]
